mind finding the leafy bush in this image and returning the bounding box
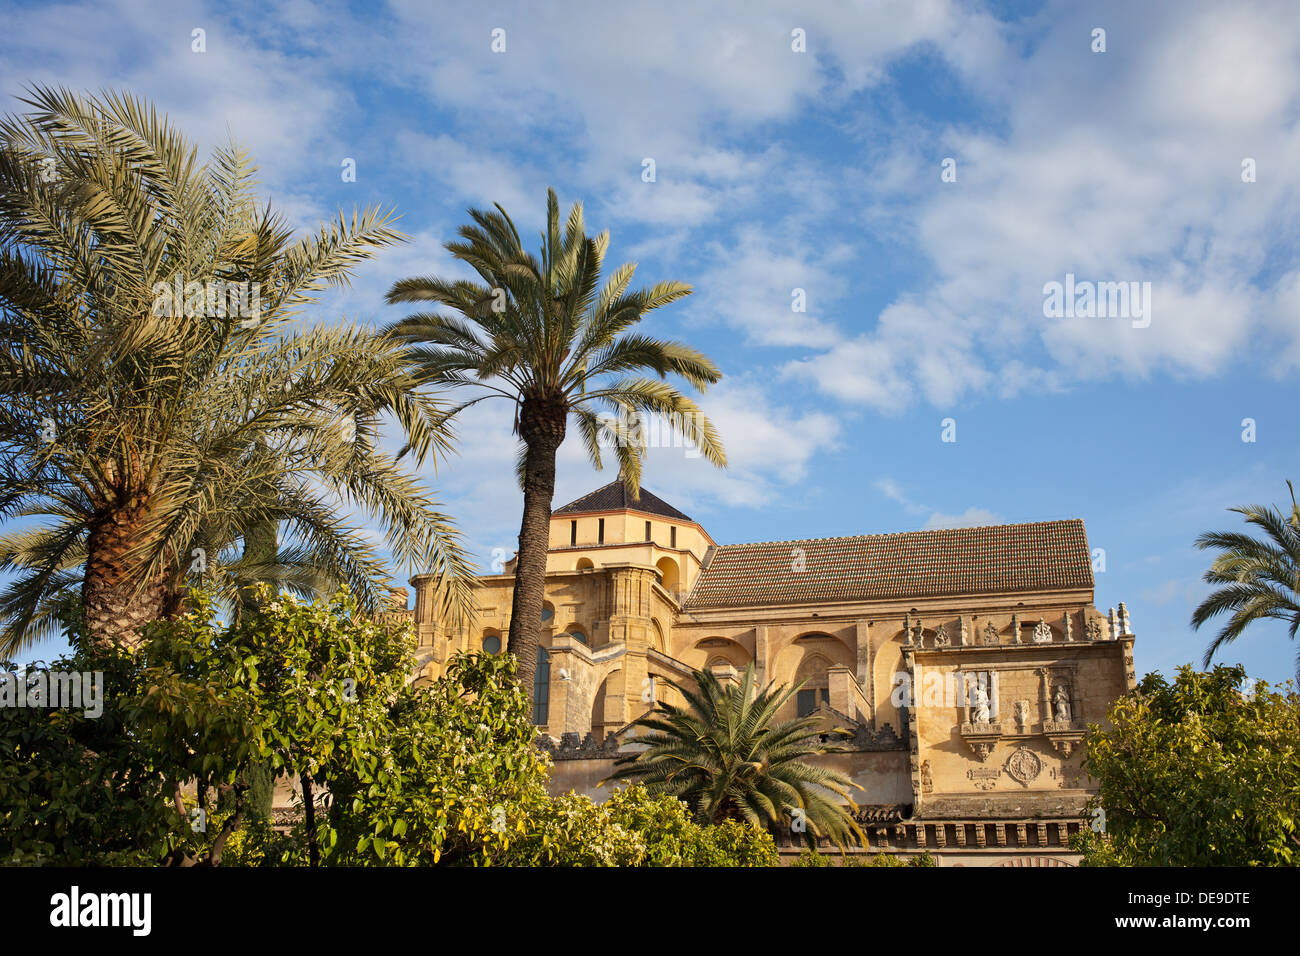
[1,589,778,867]
[1073,664,1299,866]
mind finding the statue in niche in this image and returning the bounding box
[973,684,991,724]
[920,759,934,793]
[1014,700,1030,732]
[1054,684,1072,722]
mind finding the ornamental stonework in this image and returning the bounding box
[1005,747,1043,786]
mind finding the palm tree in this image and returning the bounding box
[1192,481,1300,680]
[607,665,865,850]
[383,189,725,691]
[0,87,475,655]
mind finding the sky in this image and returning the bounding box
[3,0,1298,684]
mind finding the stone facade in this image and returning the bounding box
[408,482,1136,865]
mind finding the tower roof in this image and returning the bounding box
[553,481,693,522]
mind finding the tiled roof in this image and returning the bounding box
[685,520,1093,610]
[553,481,693,522]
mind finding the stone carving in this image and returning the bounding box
[968,767,1001,790]
[1014,700,1030,733]
[1005,747,1042,785]
[982,622,1000,646]
[1033,619,1052,644]
[933,624,950,647]
[536,731,621,760]
[1085,616,1104,641]
[959,617,968,646]
[972,684,991,724]
[1108,607,1118,641]
[920,759,934,794]
[1118,602,1131,636]
[1053,685,1071,722]
[903,612,913,645]
[912,618,924,647]
[1012,613,1022,644]
[1063,610,1073,642]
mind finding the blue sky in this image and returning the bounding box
[3,0,1298,683]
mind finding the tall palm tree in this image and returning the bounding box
[0,87,475,655]
[383,189,725,691]
[1192,481,1300,680]
[607,666,865,850]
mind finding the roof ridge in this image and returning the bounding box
[713,518,1084,550]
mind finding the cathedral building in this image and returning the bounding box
[408,481,1137,865]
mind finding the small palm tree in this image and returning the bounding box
[384,189,725,690]
[607,665,865,850]
[0,87,475,654]
[1192,481,1300,680]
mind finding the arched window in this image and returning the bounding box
[482,634,501,654]
[569,630,588,646]
[795,654,831,717]
[541,603,554,624]
[533,648,550,725]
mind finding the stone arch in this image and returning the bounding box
[559,621,590,646]
[774,635,853,721]
[591,667,623,738]
[650,618,666,653]
[692,636,749,671]
[655,556,680,591]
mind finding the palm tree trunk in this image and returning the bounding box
[81,500,169,651]
[508,395,566,697]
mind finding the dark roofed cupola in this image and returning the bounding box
[553,480,693,522]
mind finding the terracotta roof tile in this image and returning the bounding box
[685,520,1093,610]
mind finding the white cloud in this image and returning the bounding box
[874,478,998,530]
[787,0,1300,410]
[922,507,1001,530]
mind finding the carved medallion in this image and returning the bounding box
[1085,618,1103,641]
[982,622,1000,645]
[933,624,950,647]
[1032,620,1052,643]
[1005,747,1042,786]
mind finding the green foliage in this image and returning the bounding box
[0,643,181,865]
[383,187,727,491]
[0,86,474,654]
[1074,664,1300,866]
[1191,480,1300,680]
[790,848,834,867]
[611,664,865,850]
[0,589,777,866]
